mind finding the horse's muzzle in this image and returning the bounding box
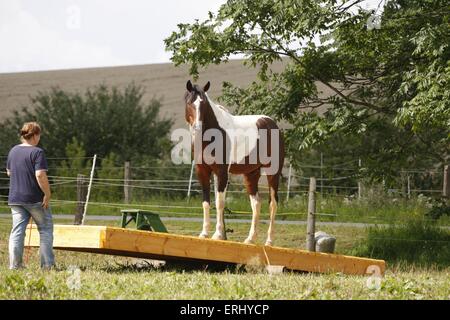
[193,122,202,131]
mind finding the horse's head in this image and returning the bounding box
[184,80,210,131]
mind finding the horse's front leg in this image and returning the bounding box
[243,170,261,244]
[197,165,211,239]
[212,172,228,240]
[244,192,261,244]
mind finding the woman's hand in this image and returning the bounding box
[42,194,51,209]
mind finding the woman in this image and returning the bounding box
[6,122,54,270]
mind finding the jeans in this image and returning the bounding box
[9,203,55,269]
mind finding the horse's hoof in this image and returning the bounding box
[212,232,225,240]
[244,238,255,245]
[199,233,208,239]
[265,240,273,246]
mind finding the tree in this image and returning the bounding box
[53,138,92,201]
[56,138,92,178]
[164,0,450,183]
[0,84,173,164]
[94,152,123,201]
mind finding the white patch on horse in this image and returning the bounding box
[206,93,269,164]
[212,191,226,240]
[199,201,210,238]
[266,187,277,246]
[193,95,203,130]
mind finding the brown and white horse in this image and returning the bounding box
[184,80,285,246]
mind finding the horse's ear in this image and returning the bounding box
[186,80,193,92]
[204,81,210,92]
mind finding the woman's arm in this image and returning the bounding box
[36,170,51,209]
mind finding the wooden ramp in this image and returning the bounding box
[25,224,385,275]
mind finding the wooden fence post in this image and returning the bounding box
[306,177,316,252]
[400,170,408,198]
[124,161,131,204]
[74,174,87,225]
[320,153,324,195]
[407,175,411,199]
[444,165,449,198]
[358,159,362,199]
[286,164,292,202]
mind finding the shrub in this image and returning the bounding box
[425,199,450,220]
[351,219,450,268]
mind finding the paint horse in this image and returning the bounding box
[184,80,285,246]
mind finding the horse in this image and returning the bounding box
[184,80,285,246]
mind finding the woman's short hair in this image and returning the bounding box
[20,122,41,140]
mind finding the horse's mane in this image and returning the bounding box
[206,94,232,115]
[184,87,233,115]
[215,104,231,114]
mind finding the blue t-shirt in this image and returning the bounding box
[6,145,48,205]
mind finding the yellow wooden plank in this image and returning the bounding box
[103,227,265,264]
[25,224,385,275]
[102,226,385,275]
[263,245,386,275]
[25,224,106,249]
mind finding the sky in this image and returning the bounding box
[0,0,382,74]
[0,0,225,73]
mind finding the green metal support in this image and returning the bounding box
[120,209,168,233]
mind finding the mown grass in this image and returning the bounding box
[1,265,448,300]
[0,217,449,300]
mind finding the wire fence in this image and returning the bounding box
[0,155,449,247]
[0,155,447,221]
[0,155,445,191]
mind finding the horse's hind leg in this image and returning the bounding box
[212,171,228,240]
[243,170,261,244]
[266,174,280,246]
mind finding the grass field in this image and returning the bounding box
[0,217,448,300]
